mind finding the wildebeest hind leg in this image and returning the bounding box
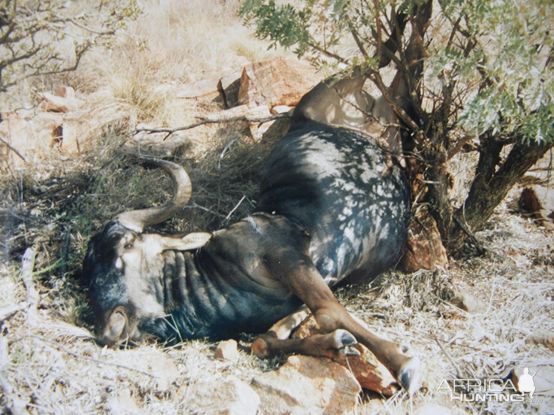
[263,248,421,394]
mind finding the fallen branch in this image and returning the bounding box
[135,112,291,140]
[20,248,38,327]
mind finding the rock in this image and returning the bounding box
[0,111,66,166]
[252,355,361,415]
[527,330,554,352]
[448,289,487,314]
[292,315,399,396]
[519,186,554,229]
[0,111,31,167]
[271,105,293,114]
[38,86,83,112]
[401,207,448,273]
[109,388,142,415]
[244,105,272,141]
[61,111,90,154]
[238,56,324,108]
[179,376,260,415]
[218,72,242,108]
[175,77,222,101]
[215,339,239,361]
[54,86,76,99]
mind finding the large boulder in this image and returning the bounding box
[292,315,400,396]
[238,56,324,109]
[252,355,361,415]
[519,186,554,230]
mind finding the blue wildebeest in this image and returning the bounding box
[82,71,420,393]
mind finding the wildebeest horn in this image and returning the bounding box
[115,159,192,232]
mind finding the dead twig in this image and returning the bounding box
[135,112,291,141]
[434,337,464,380]
[224,195,246,222]
[20,247,38,327]
[0,135,28,164]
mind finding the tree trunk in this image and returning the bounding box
[446,139,554,252]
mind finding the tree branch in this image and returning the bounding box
[135,112,292,140]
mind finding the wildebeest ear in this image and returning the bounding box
[157,232,212,252]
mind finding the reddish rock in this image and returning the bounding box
[218,72,242,108]
[401,207,448,273]
[292,315,400,396]
[214,339,239,361]
[252,355,361,415]
[238,56,324,108]
[519,186,554,230]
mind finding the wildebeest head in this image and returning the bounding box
[82,159,210,346]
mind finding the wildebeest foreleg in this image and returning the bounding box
[251,305,361,359]
[261,248,420,393]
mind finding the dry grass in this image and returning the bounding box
[1,0,553,414]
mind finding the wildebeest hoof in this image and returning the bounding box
[332,330,360,356]
[397,356,421,395]
[250,332,278,359]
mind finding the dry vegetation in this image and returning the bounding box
[1,1,553,414]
